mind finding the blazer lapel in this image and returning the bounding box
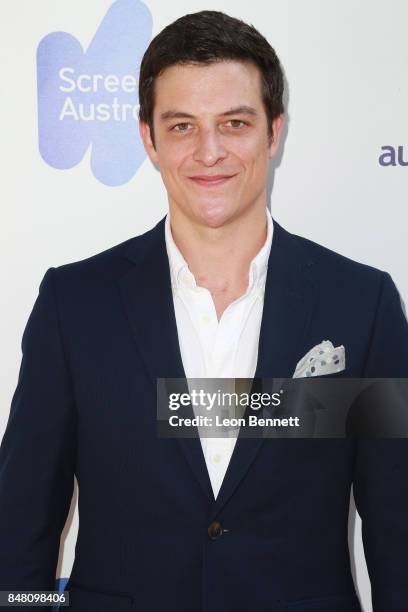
[117,217,214,502]
[255,218,318,379]
[210,218,318,518]
[117,215,319,513]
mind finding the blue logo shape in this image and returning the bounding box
[37,0,152,186]
[53,577,69,610]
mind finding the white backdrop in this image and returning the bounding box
[1,2,407,610]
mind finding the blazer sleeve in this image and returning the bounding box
[0,267,76,605]
[353,271,408,612]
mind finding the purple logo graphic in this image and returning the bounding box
[379,146,408,167]
[37,0,152,186]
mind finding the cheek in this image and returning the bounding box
[238,149,270,183]
[157,154,192,196]
[157,143,191,176]
[232,133,269,165]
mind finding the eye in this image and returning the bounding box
[171,122,193,132]
[225,119,247,128]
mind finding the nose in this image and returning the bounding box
[193,128,227,166]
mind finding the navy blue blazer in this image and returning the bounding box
[1,216,408,612]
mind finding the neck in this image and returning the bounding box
[168,199,269,315]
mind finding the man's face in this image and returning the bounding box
[139,60,284,228]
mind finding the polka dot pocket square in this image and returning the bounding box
[293,340,346,378]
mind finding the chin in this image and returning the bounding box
[193,200,236,228]
[197,209,232,229]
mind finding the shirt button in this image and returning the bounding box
[212,453,222,464]
[208,521,223,539]
[201,314,211,326]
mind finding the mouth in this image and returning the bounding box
[188,174,237,187]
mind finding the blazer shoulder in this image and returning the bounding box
[274,219,387,284]
[50,217,165,283]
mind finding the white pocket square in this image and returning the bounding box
[293,340,346,378]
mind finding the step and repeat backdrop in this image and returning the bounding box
[1,1,407,610]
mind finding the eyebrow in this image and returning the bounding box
[159,105,258,121]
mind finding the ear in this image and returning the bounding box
[139,120,159,164]
[268,114,284,159]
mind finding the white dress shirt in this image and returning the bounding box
[164,209,273,499]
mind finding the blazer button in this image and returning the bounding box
[208,521,223,539]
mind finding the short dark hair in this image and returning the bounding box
[138,10,285,147]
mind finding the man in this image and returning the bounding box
[1,10,407,612]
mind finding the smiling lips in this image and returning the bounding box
[188,174,236,186]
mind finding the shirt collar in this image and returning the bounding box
[165,208,273,293]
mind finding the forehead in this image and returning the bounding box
[152,60,264,116]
